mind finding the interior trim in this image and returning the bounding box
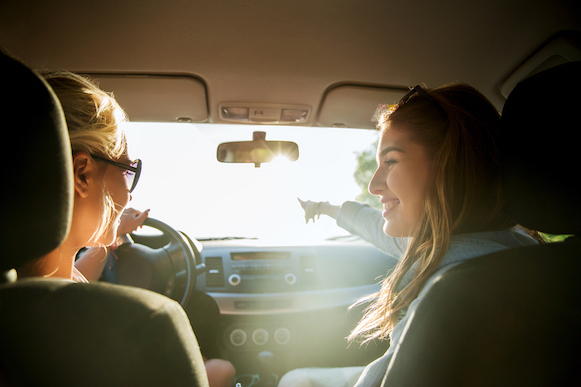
[208,284,380,315]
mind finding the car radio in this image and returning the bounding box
[229,261,297,286]
[225,251,299,292]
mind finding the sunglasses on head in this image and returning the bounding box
[91,155,142,193]
[387,85,447,117]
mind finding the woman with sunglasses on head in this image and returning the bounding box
[281,83,542,387]
[17,71,236,387]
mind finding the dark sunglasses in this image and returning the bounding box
[388,85,447,118]
[91,155,142,193]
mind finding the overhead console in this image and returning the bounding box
[218,102,311,125]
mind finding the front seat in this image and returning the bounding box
[380,61,581,386]
[0,50,208,387]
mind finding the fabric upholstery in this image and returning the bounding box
[381,240,581,387]
[499,61,581,235]
[0,50,73,272]
[0,279,209,386]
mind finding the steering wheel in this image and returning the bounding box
[102,218,204,306]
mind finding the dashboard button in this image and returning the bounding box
[230,329,247,347]
[228,274,242,286]
[252,328,269,345]
[284,273,297,285]
[274,328,291,345]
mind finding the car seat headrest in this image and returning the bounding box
[0,50,73,272]
[500,61,581,235]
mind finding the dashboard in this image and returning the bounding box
[195,238,397,375]
[198,239,397,311]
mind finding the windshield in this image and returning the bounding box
[124,123,379,243]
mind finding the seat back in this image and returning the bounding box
[0,51,208,387]
[0,49,73,276]
[381,62,581,387]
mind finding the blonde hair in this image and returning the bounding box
[42,71,128,245]
[349,83,516,343]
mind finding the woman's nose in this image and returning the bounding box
[368,167,385,196]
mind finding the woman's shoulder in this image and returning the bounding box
[452,228,537,247]
[445,228,537,264]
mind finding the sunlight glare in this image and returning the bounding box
[123,122,379,243]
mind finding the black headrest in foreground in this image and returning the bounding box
[0,51,73,271]
[500,61,581,236]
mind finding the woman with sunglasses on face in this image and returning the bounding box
[18,71,137,282]
[17,71,236,387]
[282,83,542,387]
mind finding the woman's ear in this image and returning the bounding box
[72,152,94,198]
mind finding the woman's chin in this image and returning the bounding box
[383,222,412,238]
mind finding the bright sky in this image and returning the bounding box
[123,123,379,243]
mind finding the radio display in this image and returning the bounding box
[231,251,290,260]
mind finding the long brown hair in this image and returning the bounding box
[349,83,516,343]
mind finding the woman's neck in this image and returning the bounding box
[18,241,78,280]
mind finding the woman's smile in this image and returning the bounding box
[381,198,400,219]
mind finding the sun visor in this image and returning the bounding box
[317,84,406,129]
[83,74,208,123]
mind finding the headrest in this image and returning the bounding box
[0,50,73,271]
[500,61,581,235]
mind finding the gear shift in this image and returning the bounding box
[257,351,276,387]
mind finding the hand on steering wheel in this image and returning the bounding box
[103,218,202,306]
[117,208,150,235]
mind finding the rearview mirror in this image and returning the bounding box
[217,131,299,168]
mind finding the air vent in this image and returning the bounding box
[205,257,225,288]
